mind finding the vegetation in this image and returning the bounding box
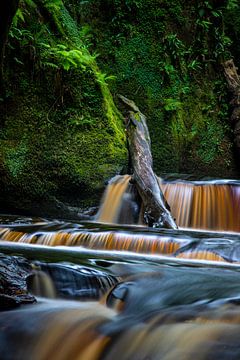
[80,0,237,175]
[0,0,127,211]
[0,0,239,214]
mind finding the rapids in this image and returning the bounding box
[1,178,240,359]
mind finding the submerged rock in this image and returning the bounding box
[30,261,120,301]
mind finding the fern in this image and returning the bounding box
[227,0,239,10]
[53,47,95,71]
[95,72,116,85]
[41,61,59,69]
[43,0,62,11]
[12,9,25,26]
[23,0,36,8]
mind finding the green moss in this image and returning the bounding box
[1,56,126,206]
[0,0,128,209]
[43,0,127,162]
[80,0,238,177]
[0,80,127,204]
[145,78,235,176]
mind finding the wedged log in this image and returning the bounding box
[118,95,177,229]
[0,253,36,310]
[223,60,240,153]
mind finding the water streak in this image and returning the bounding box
[1,213,240,358]
[2,265,240,360]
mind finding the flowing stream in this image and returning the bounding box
[1,178,240,359]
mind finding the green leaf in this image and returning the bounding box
[62,61,71,71]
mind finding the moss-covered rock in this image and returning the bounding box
[0,0,127,215]
[0,74,127,209]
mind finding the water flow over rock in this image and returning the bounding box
[2,265,240,360]
[97,175,132,223]
[1,215,240,358]
[3,216,240,262]
[29,262,119,300]
[97,176,240,232]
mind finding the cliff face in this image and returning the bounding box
[0,0,128,214]
[82,0,239,177]
[0,0,239,215]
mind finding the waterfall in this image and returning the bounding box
[96,176,240,232]
[2,177,240,262]
[96,175,141,224]
[161,182,240,231]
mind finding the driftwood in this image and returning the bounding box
[223,60,240,153]
[119,95,177,229]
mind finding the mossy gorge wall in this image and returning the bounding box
[0,0,239,214]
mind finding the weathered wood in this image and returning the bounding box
[223,59,240,153]
[0,253,36,309]
[118,95,177,229]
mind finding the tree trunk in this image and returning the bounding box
[118,95,177,229]
[0,0,20,97]
[223,59,240,154]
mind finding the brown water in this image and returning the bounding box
[97,175,132,223]
[97,176,240,232]
[162,182,240,231]
[1,176,240,359]
[2,219,240,262]
[2,262,240,360]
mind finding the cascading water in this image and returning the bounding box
[96,175,138,224]
[162,181,240,231]
[97,176,240,232]
[2,176,240,359]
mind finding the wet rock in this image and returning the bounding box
[106,266,240,316]
[31,262,119,300]
[0,253,36,310]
